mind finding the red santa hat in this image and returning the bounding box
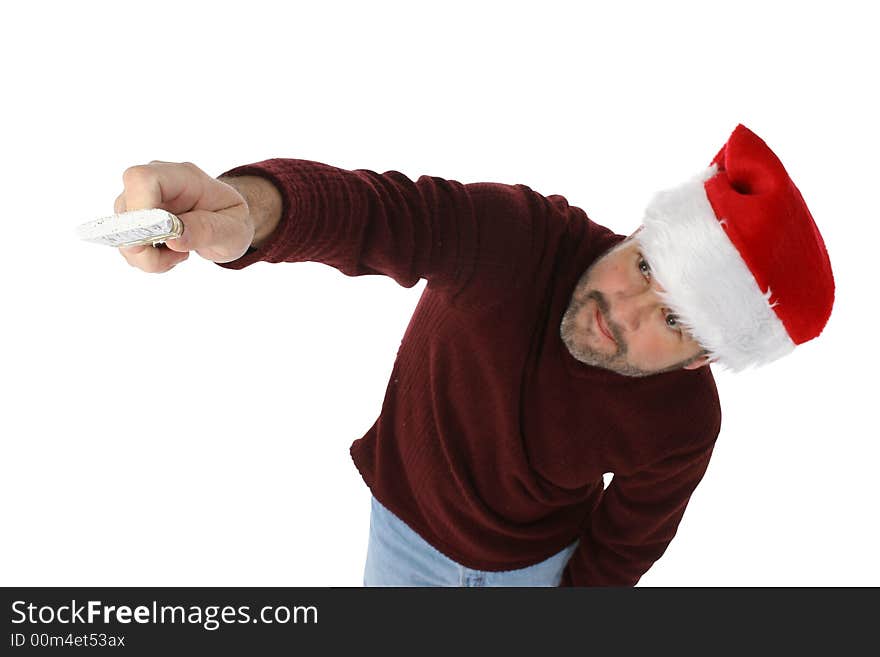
[635,124,834,372]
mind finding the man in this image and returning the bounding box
[114,124,834,586]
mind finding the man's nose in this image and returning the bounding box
[615,288,659,332]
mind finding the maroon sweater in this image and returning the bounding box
[218,158,722,586]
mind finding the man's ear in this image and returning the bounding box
[683,355,712,370]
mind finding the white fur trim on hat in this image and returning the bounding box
[635,165,796,372]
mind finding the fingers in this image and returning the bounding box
[119,243,190,273]
[119,163,163,214]
[120,160,204,216]
[113,161,200,272]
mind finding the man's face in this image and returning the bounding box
[560,232,710,377]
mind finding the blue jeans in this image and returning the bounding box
[363,495,579,587]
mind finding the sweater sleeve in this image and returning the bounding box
[215,158,537,303]
[560,441,716,587]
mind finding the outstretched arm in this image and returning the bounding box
[212,158,541,303]
[115,156,565,305]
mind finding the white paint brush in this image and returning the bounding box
[76,208,183,248]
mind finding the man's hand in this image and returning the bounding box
[114,160,253,272]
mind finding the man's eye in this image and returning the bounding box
[665,313,683,333]
[638,256,651,278]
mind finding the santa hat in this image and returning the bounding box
[634,124,834,372]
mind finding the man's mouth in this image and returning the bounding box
[595,308,615,345]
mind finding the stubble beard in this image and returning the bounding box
[559,280,658,378]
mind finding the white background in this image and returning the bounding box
[1,0,876,586]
